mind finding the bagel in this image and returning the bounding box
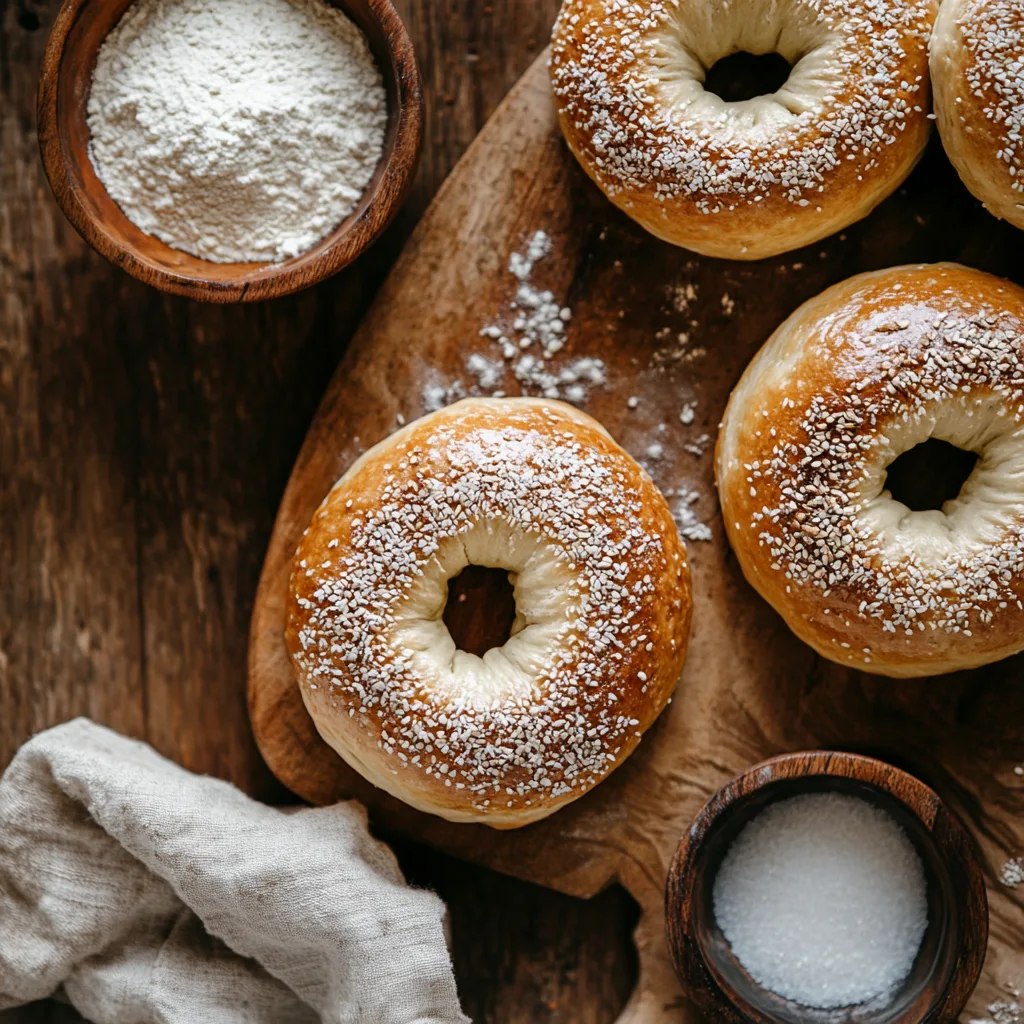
[931,0,1024,231]
[716,263,1024,677]
[549,0,937,259]
[287,398,692,827]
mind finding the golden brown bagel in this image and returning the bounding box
[931,0,1024,231]
[716,264,1024,677]
[287,398,691,827]
[549,0,936,260]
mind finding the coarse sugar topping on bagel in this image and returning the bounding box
[550,0,935,211]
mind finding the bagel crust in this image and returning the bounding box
[550,0,936,260]
[287,398,691,828]
[931,0,1024,230]
[717,264,1024,677]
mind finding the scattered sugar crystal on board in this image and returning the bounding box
[683,433,712,458]
[423,378,465,413]
[466,353,504,391]
[1001,857,1024,887]
[473,232,609,406]
[669,280,698,314]
[970,1001,1023,1024]
[674,490,712,543]
[481,231,573,360]
[712,792,928,1010]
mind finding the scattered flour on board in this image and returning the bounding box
[421,230,608,410]
[481,231,574,361]
[466,353,504,392]
[1001,857,1024,887]
[423,378,466,413]
[420,231,714,544]
[521,355,606,402]
[971,1002,1022,1024]
[669,280,698,315]
[683,433,712,458]
[674,489,713,543]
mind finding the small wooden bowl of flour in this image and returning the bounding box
[666,751,988,1023]
[37,0,422,302]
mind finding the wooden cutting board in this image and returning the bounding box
[248,52,1024,1023]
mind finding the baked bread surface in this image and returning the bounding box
[550,0,937,259]
[931,0,1024,230]
[717,263,1024,677]
[288,397,692,827]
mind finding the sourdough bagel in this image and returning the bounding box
[931,0,1024,230]
[717,263,1024,677]
[549,0,936,259]
[287,398,692,827]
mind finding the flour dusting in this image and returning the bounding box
[88,0,386,262]
[1001,857,1024,887]
[971,1002,1022,1024]
[675,490,713,543]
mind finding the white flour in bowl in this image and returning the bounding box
[87,0,387,263]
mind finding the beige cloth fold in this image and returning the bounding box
[0,719,469,1024]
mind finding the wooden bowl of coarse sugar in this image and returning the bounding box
[37,0,423,303]
[666,751,988,1024]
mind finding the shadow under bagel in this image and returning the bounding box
[665,751,988,1024]
[36,0,424,302]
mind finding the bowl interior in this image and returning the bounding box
[692,775,959,1024]
[55,0,407,291]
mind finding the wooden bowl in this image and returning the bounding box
[37,0,423,302]
[665,751,988,1024]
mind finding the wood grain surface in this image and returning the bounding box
[1,1,642,1021]
[248,50,1024,1024]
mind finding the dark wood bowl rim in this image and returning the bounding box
[665,750,989,1024]
[36,0,423,303]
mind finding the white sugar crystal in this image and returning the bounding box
[1001,857,1024,887]
[970,1002,1022,1024]
[713,792,928,1009]
[674,489,712,543]
[466,353,503,390]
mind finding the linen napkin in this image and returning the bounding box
[0,718,469,1024]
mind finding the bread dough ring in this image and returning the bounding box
[550,0,936,259]
[931,0,1024,231]
[717,263,1024,677]
[287,398,692,827]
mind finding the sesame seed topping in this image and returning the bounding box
[732,272,1024,654]
[956,0,1024,195]
[550,0,934,211]
[289,400,689,817]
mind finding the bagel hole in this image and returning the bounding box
[703,51,792,103]
[885,438,979,512]
[442,565,517,657]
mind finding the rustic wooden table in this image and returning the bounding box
[0,1,637,1020]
